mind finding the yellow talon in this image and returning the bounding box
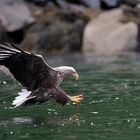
[69,95,83,105]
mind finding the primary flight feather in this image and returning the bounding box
[0,43,83,108]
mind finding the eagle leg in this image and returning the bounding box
[69,95,83,105]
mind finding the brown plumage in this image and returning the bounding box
[0,43,83,108]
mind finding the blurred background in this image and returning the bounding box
[0,0,140,54]
[1,1,140,140]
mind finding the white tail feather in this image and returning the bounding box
[12,89,35,108]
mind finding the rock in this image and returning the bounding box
[121,5,140,51]
[64,0,100,8]
[0,0,35,32]
[83,9,138,54]
[121,0,138,7]
[121,5,140,25]
[18,3,90,53]
[21,10,87,52]
[101,0,120,9]
[0,0,96,53]
[73,0,101,8]
[25,0,99,8]
[77,0,100,9]
[55,0,69,10]
[24,0,47,6]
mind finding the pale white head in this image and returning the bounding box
[54,66,79,84]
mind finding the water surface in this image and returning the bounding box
[0,52,140,140]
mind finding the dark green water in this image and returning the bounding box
[1,53,140,140]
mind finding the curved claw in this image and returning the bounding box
[69,95,83,105]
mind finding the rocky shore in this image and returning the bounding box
[0,0,140,54]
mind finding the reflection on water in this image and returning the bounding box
[0,52,140,139]
[12,114,82,126]
[13,117,33,125]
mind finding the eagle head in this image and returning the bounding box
[55,66,79,84]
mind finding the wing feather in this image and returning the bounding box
[0,43,56,91]
[0,65,16,80]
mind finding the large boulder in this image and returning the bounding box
[20,6,88,52]
[83,9,138,54]
[0,0,35,32]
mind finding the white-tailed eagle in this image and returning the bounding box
[0,43,83,108]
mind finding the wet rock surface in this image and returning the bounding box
[20,5,89,52]
[0,0,140,54]
[83,9,138,53]
[0,0,35,32]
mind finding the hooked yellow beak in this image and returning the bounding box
[73,73,80,80]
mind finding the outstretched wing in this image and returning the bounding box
[0,43,56,91]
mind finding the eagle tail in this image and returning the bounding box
[12,89,36,108]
